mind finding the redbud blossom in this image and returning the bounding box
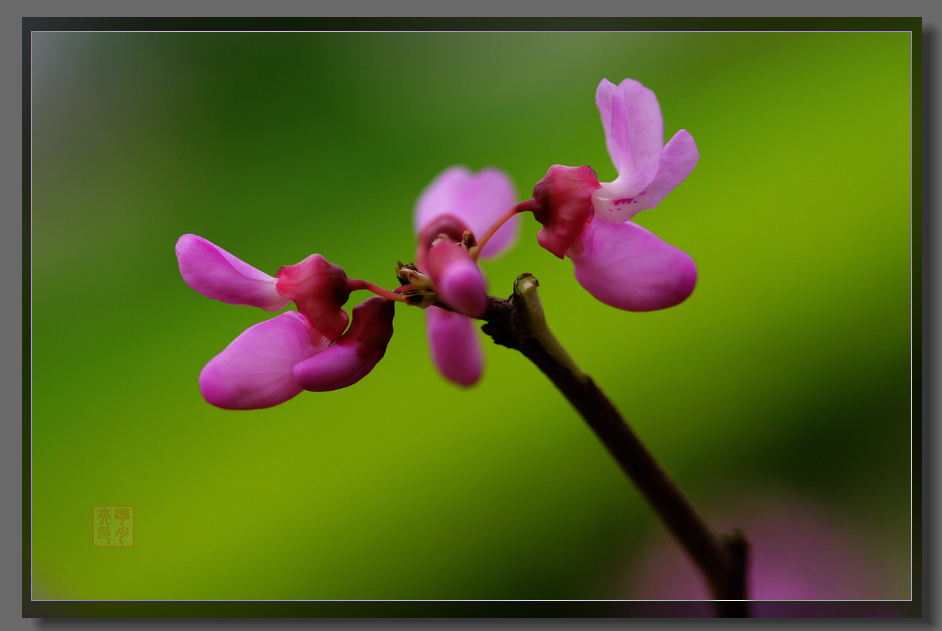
[529,78,699,312]
[176,235,394,409]
[413,166,518,386]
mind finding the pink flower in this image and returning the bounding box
[413,166,519,386]
[175,234,394,409]
[624,494,904,616]
[530,78,699,312]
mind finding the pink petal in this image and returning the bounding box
[293,297,395,391]
[414,214,471,273]
[634,130,700,210]
[414,166,519,259]
[175,234,290,311]
[591,130,698,224]
[426,239,488,318]
[199,312,328,410]
[425,307,483,387]
[569,220,696,312]
[597,79,663,194]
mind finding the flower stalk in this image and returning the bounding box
[481,274,750,618]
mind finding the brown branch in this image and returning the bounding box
[480,274,750,617]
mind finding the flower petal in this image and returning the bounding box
[293,297,395,391]
[176,234,290,311]
[426,239,488,318]
[569,220,696,312]
[598,79,663,194]
[414,166,519,258]
[198,312,327,410]
[632,129,699,211]
[425,307,483,387]
[590,130,698,224]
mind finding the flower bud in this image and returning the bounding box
[530,165,601,258]
[275,254,351,342]
[415,214,469,272]
[425,238,488,318]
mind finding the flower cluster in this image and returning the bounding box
[176,78,698,409]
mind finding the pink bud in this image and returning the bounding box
[530,165,601,258]
[275,254,351,342]
[415,214,469,273]
[425,239,488,318]
[293,297,395,392]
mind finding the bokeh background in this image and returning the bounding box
[30,30,913,615]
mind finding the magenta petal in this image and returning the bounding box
[293,343,376,392]
[570,220,696,312]
[414,166,519,258]
[437,257,488,318]
[293,297,394,392]
[199,312,327,410]
[425,239,489,317]
[176,234,290,311]
[598,79,664,193]
[425,307,483,387]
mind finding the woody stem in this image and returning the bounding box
[480,274,750,618]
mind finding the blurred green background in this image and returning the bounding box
[30,31,912,607]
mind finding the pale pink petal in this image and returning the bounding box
[198,312,327,410]
[425,307,483,387]
[176,234,290,311]
[294,297,395,391]
[598,79,663,194]
[594,79,618,147]
[414,166,471,235]
[414,166,519,259]
[631,129,699,211]
[591,130,698,224]
[569,220,696,312]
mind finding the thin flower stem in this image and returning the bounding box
[480,274,750,618]
[469,200,537,260]
[347,279,408,302]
